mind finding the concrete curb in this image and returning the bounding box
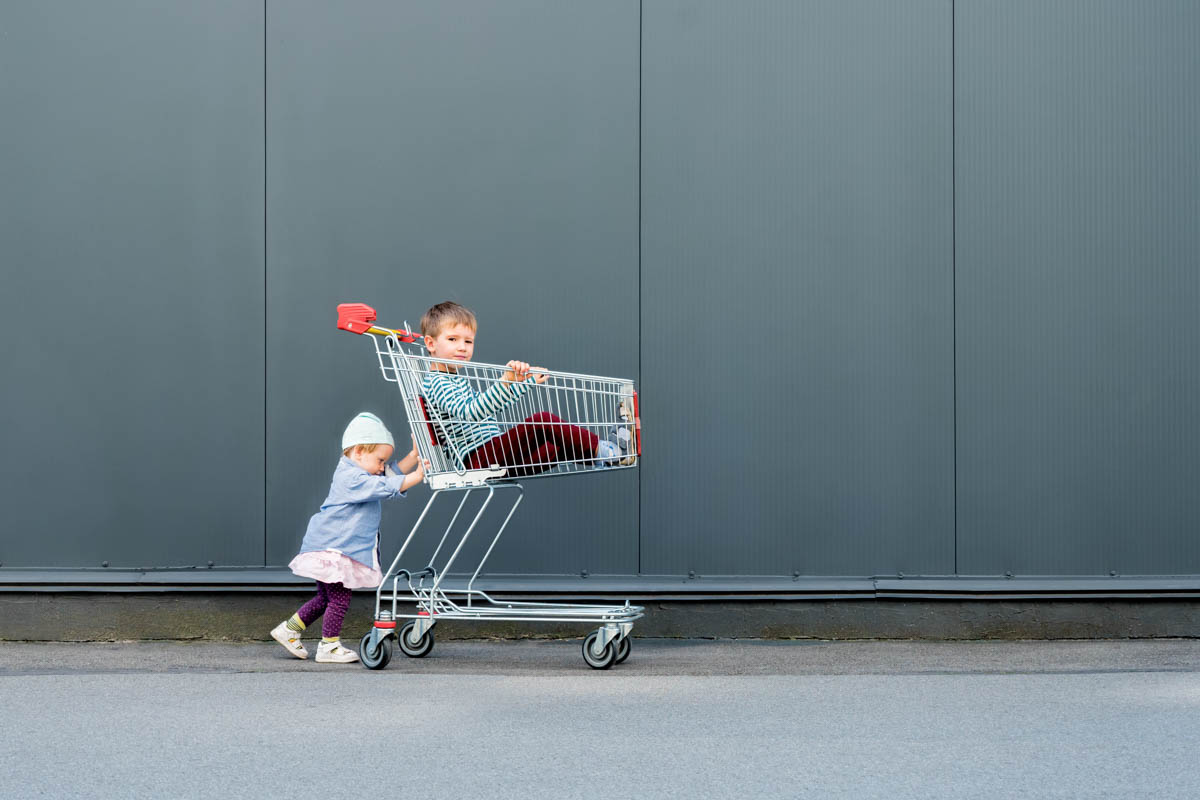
[2,593,1199,641]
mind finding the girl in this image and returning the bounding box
[270,412,424,663]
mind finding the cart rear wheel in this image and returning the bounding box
[359,631,392,670]
[398,621,435,658]
[615,636,631,665]
[582,631,618,670]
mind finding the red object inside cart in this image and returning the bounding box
[633,391,641,456]
[418,397,441,449]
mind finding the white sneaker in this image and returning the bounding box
[270,621,308,659]
[617,400,637,465]
[315,640,360,664]
[611,425,635,465]
[595,439,620,466]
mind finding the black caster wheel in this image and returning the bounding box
[615,636,631,665]
[398,621,435,658]
[359,630,392,670]
[582,631,618,670]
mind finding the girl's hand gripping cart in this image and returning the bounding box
[337,303,645,670]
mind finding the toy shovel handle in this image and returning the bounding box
[336,303,420,342]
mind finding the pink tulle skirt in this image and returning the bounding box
[288,549,383,590]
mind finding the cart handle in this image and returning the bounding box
[336,303,420,343]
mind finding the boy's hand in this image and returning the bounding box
[503,361,547,384]
[503,360,531,383]
[409,434,420,460]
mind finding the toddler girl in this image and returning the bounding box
[270,412,424,663]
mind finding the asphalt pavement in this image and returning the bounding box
[2,638,1199,799]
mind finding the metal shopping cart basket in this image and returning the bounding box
[337,303,644,670]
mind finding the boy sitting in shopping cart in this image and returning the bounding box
[419,301,631,477]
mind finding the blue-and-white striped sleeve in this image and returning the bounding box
[421,372,534,458]
[424,373,530,422]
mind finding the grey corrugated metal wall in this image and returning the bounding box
[1,0,267,569]
[641,0,954,577]
[2,1,1198,581]
[955,0,1200,576]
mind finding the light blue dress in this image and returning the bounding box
[288,456,406,587]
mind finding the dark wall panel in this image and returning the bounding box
[640,0,955,576]
[0,1,265,568]
[956,0,1200,575]
[266,0,640,575]
[5,1,1197,583]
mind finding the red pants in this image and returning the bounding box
[466,412,598,477]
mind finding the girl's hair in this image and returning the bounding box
[421,301,477,338]
[343,443,383,457]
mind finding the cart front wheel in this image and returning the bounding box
[615,635,631,665]
[359,631,392,670]
[582,631,618,670]
[398,622,435,658]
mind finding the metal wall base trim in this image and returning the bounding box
[3,569,1200,600]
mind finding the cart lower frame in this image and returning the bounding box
[360,481,644,670]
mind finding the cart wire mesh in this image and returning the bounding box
[367,329,640,483]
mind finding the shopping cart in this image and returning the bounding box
[337,303,644,670]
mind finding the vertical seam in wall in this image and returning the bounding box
[951,0,958,576]
[637,0,643,576]
[263,0,269,567]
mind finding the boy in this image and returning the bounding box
[419,301,628,477]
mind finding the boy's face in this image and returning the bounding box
[425,323,475,370]
[350,444,394,475]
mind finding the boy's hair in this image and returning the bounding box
[421,301,477,338]
[343,443,383,457]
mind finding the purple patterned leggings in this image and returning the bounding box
[296,581,353,639]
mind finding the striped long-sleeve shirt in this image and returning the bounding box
[421,369,534,461]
